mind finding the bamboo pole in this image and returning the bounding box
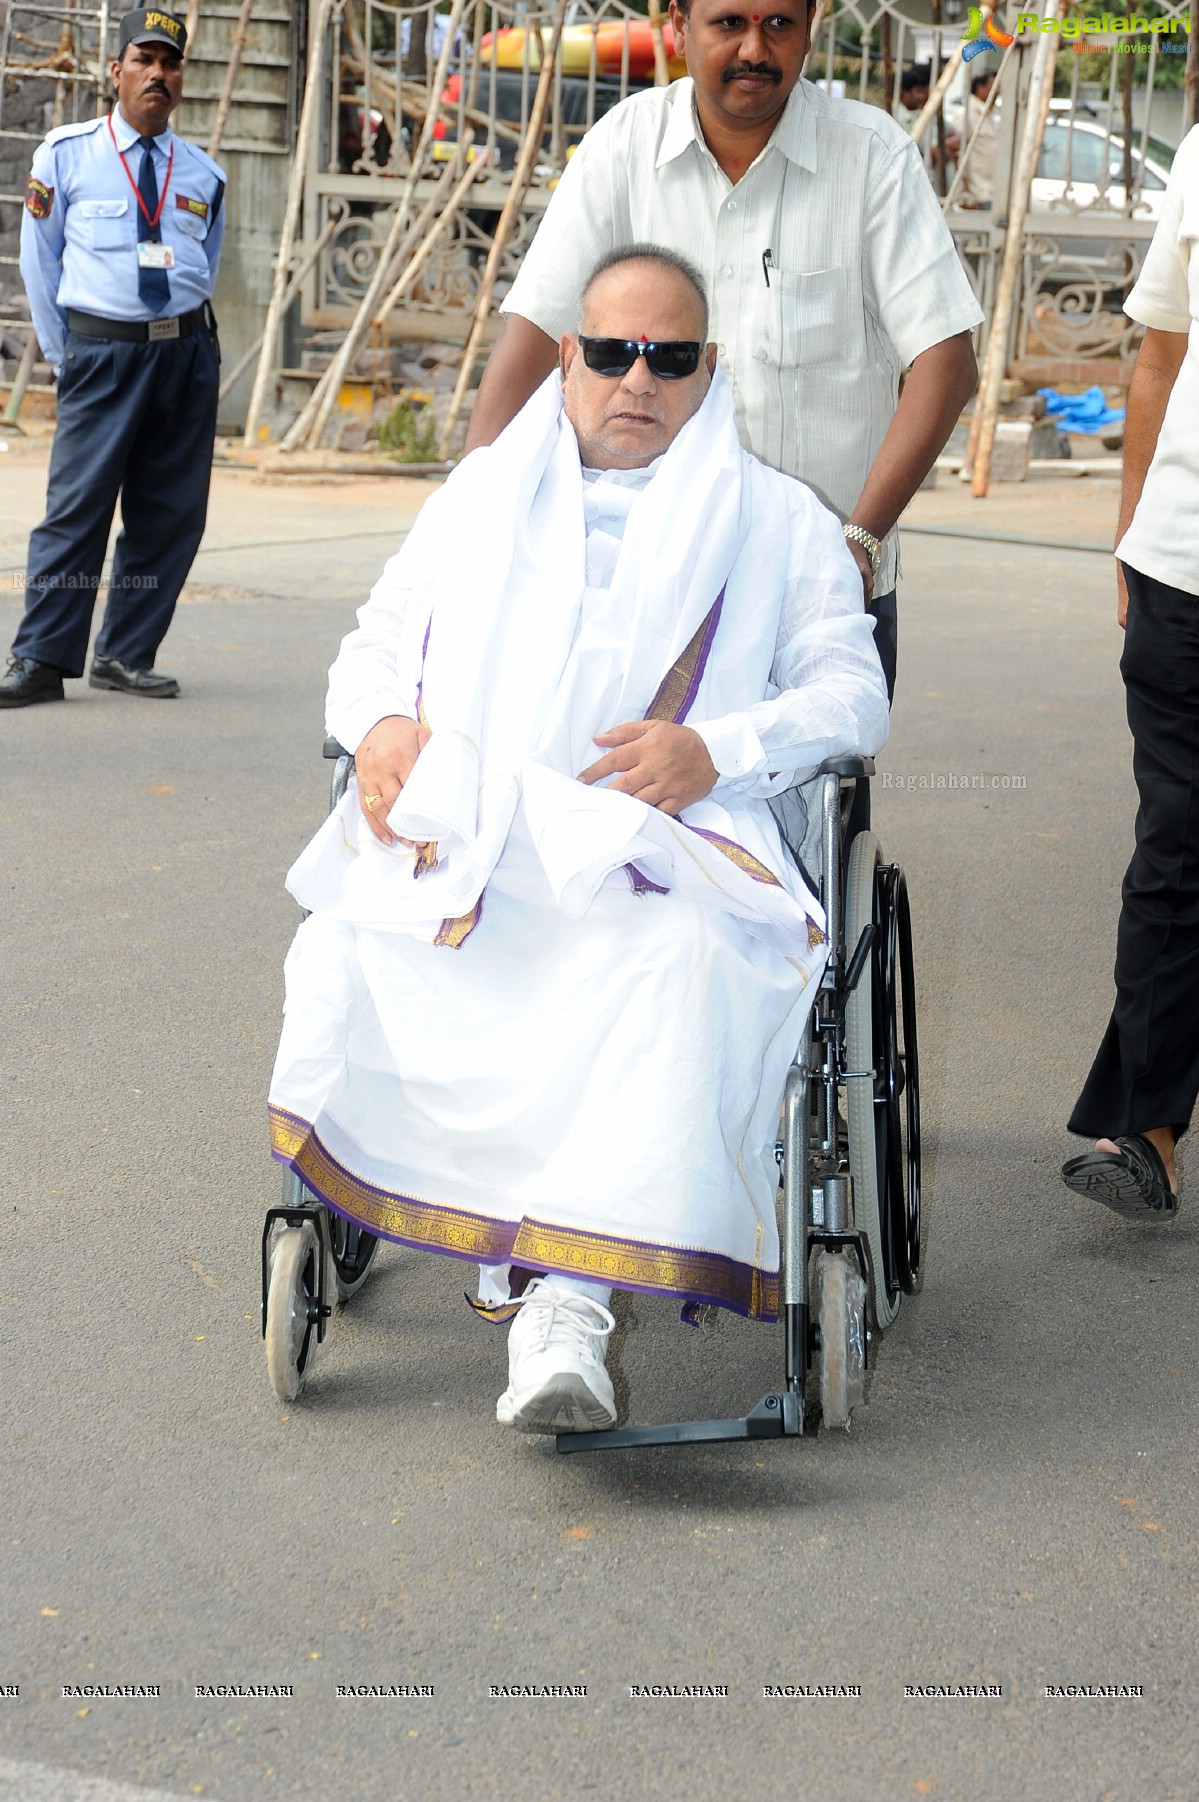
[1,329,39,430]
[206,0,254,160]
[438,0,570,459]
[374,150,491,323]
[649,11,669,87]
[1185,0,1199,133]
[375,77,525,149]
[183,0,200,57]
[273,171,452,445]
[242,0,336,447]
[969,0,1062,498]
[908,42,965,146]
[881,11,894,114]
[217,217,336,405]
[288,0,470,452]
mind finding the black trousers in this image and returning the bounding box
[1069,563,1199,1143]
[12,325,219,676]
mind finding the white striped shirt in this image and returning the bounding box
[504,77,983,593]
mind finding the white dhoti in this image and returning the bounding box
[270,815,817,1320]
[268,370,887,1323]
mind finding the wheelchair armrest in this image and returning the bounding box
[323,736,351,761]
[814,755,874,780]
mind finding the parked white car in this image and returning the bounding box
[1032,105,1173,227]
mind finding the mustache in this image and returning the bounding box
[144,81,170,94]
[723,62,782,83]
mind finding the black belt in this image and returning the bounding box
[67,303,214,343]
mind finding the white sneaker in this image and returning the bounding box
[496,1279,617,1433]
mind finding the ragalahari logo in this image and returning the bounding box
[962,7,1017,59]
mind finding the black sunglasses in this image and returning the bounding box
[578,336,704,380]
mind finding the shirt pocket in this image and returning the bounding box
[173,210,207,241]
[75,198,130,251]
[761,265,848,369]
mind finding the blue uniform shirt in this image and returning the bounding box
[19,106,226,372]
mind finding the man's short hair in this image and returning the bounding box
[901,62,931,94]
[581,244,710,340]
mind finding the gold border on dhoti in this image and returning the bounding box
[434,892,484,948]
[268,1104,778,1320]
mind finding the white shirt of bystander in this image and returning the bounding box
[1116,126,1199,600]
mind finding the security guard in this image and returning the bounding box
[1,8,225,707]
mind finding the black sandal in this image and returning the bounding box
[1061,1133,1179,1220]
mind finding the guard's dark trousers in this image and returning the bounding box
[1070,563,1199,1144]
[13,325,219,675]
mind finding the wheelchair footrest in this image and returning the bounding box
[554,1390,803,1453]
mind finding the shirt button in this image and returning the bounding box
[723,265,733,278]
[726,200,737,212]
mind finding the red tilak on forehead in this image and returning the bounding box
[640,334,648,343]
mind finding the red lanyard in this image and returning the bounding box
[107,114,174,230]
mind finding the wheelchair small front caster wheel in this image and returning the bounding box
[814,1249,867,1431]
[265,1222,323,1402]
[327,1210,379,1301]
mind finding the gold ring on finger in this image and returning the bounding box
[363,792,383,812]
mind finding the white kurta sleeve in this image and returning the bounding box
[690,486,890,795]
[324,547,425,753]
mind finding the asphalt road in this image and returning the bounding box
[2,449,1195,1802]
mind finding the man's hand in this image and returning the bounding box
[848,332,977,558]
[844,536,875,604]
[1117,563,1130,630]
[355,714,430,846]
[579,721,717,815]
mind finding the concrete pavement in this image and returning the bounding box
[2,448,1196,1802]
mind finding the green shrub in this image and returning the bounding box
[374,397,440,462]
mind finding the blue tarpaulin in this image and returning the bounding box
[1037,386,1125,434]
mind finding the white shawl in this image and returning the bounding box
[286,369,825,956]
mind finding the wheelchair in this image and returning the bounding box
[261,744,922,1446]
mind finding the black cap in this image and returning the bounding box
[118,9,188,56]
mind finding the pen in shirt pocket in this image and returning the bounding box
[762,248,775,288]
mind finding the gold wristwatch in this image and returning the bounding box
[843,523,883,578]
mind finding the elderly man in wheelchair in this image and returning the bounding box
[265,243,895,1443]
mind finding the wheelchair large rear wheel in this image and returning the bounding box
[844,833,922,1328]
[883,863,923,1295]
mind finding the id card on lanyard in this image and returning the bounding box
[108,114,176,267]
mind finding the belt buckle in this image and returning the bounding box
[148,317,180,342]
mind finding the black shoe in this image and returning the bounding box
[0,654,65,708]
[1061,1133,1179,1220]
[89,656,180,699]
